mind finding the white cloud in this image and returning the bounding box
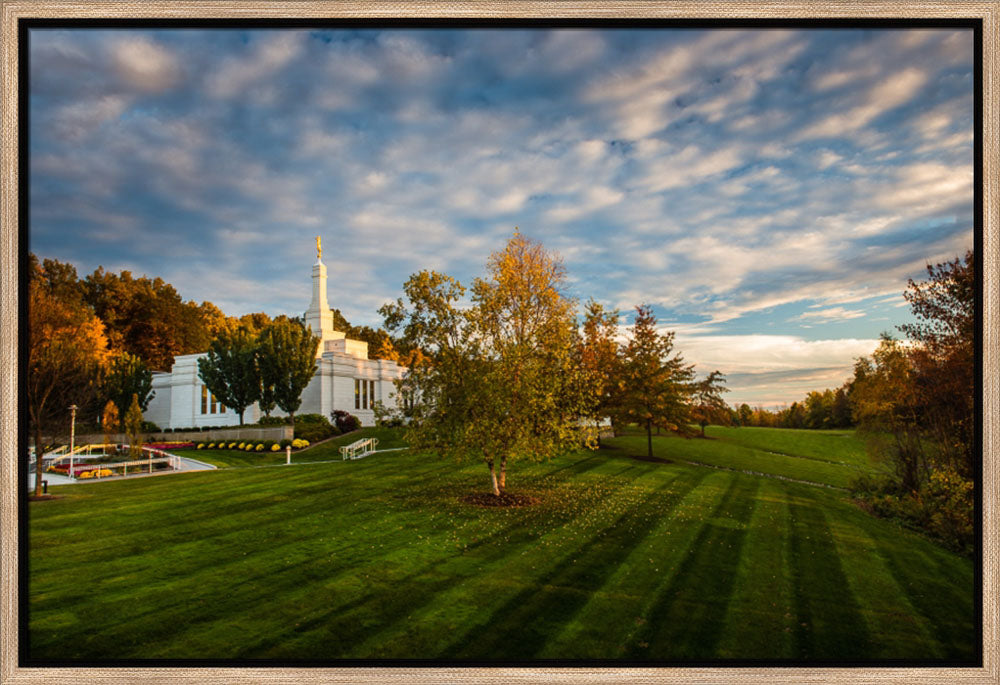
[111,37,180,93]
[205,32,305,98]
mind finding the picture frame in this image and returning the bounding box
[1,2,996,684]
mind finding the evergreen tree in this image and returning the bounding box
[617,305,694,459]
[124,393,144,459]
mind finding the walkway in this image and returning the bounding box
[26,453,216,491]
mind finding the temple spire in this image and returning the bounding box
[316,235,322,260]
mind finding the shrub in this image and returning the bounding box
[258,415,290,426]
[197,443,205,450]
[140,420,160,432]
[270,443,281,452]
[238,442,246,449]
[279,439,292,448]
[255,443,264,451]
[228,442,238,449]
[78,471,94,479]
[331,410,361,434]
[294,414,336,443]
[244,444,255,452]
[291,438,310,449]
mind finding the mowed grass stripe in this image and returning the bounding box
[539,468,734,658]
[27,428,975,661]
[788,496,871,659]
[602,433,859,489]
[822,499,945,659]
[713,478,797,659]
[624,474,761,659]
[705,426,873,468]
[437,468,710,660]
[253,462,693,658]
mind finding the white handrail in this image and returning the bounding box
[339,437,379,460]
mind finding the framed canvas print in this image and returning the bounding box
[1,2,996,684]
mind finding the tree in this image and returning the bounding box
[578,300,622,441]
[197,325,260,425]
[737,403,753,427]
[101,400,120,449]
[104,352,154,417]
[124,393,144,459]
[899,250,975,478]
[617,305,694,459]
[850,336,926,492]
[27,261,110,496]
[83,267,210,371]
[691,370,729,437]
[383,232,594,496]
[257,319,320,426]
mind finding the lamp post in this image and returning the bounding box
[69,404,78,478]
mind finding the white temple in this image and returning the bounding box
[143,239,407,429]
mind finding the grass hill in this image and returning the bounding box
[27,427,975,661]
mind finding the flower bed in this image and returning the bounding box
[145,442,195,450]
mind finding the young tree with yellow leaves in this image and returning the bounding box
[383,231,593,496]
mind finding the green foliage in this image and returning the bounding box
[124,393,143,459]
[104,351,154,415]
[257,415,290,426]
[197,325,261,425]
[294,413,338,442]
[256,318,320,424]
[691,370,729,436]
[384,231,594,495]
[615,305,695,458]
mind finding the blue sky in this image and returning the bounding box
[28,28,974,407]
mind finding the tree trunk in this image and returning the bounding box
[238,409,245,426]
[646,418,653,459]
[488,459,500,496]
[499,455,507,493]
[700,423,706,437]
[34,424,44,497]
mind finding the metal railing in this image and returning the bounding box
[340,437,379,460]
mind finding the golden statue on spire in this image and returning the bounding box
[316,235,322,260]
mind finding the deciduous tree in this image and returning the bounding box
[124,393,144,459]
[27,262,110,496]
[101,400,120,449]
[104,352,154,417]
[257,319,320,426]
[197,325,260,425]
[691,370,729,437]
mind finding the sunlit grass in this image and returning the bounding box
[27,428,974,662]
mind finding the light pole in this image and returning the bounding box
[69,404,77,478]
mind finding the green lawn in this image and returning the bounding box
[27,427,975,662]
[605,426,875,489]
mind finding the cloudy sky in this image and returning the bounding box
[28,27,974,407]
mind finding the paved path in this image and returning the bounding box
[26,452,216,491]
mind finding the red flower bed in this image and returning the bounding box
[144,442,195,450]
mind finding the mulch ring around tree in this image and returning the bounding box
[628,454,673,464]
[460,491,541,508]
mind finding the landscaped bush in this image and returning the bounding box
[270,444,281,452]
[279,439,291,448]
[294,414,337,443]
[258,415,290,426]
[228,442,238,449]
[331,410,361,434]
[141,421,161,432]
[197,443,205,449]
[291,438,310,449]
